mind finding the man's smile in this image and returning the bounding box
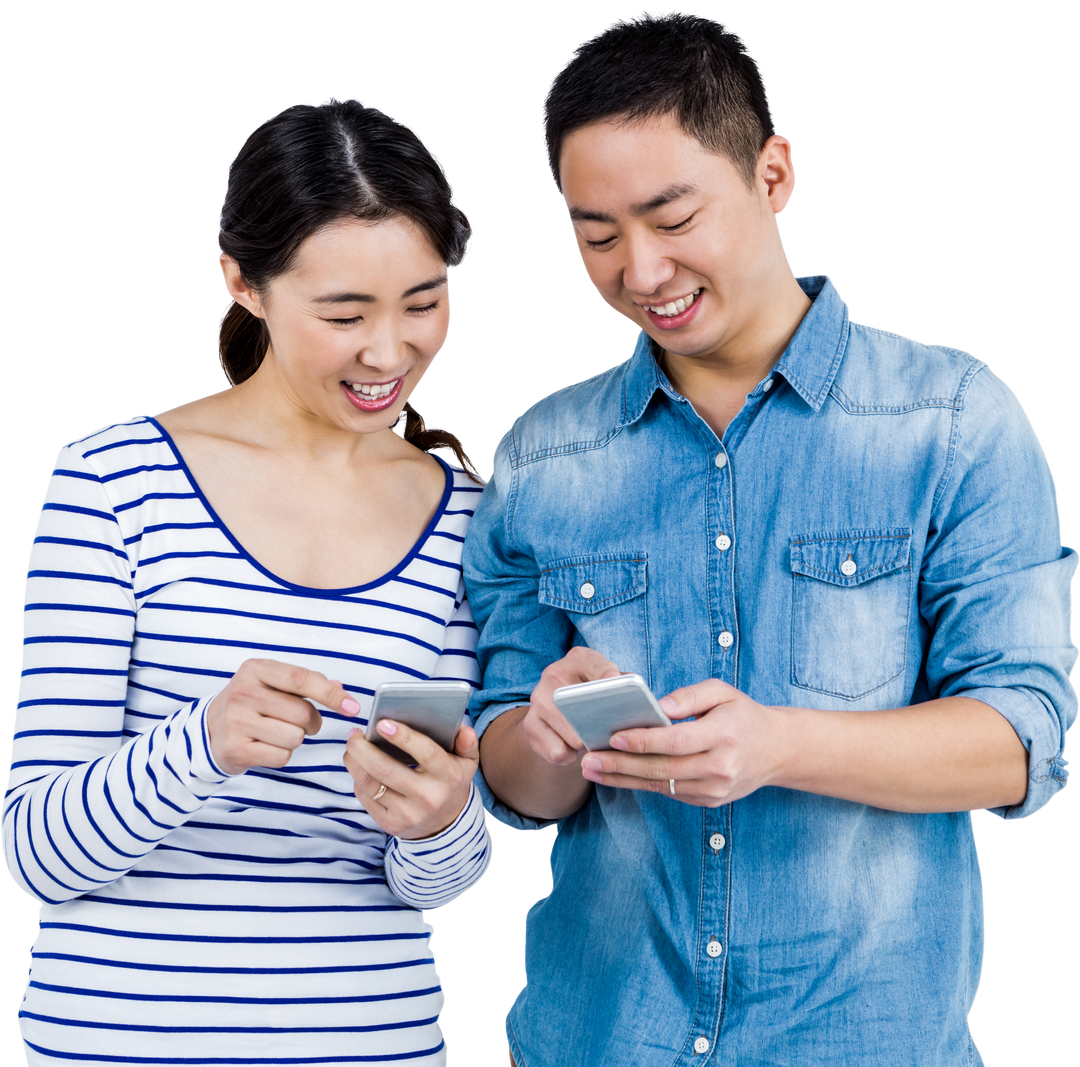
[640,288,701,316]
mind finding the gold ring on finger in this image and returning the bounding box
[372,783,387,801]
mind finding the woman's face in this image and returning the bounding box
[233,215,450,433]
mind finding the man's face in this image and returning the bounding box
[559,113,789,363]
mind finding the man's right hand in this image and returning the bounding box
[478,647,623,821]
[521,646,622,764]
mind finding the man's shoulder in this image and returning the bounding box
[833,321,986,412]
[502,360,631,467]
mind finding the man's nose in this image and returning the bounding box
[620,233,677,298]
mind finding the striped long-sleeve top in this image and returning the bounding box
[4,417,490,1066]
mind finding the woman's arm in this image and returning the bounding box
[351,585,491,909]
[4,445,232,903]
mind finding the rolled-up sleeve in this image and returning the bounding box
[462,431,572,830]
[920,366,1076,818]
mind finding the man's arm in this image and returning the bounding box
[479,647,625,821]
[578,685,1028,812]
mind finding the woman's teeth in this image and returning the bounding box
[645,289,701,317]
[350,381,396,398]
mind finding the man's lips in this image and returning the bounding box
[639,289,703,331]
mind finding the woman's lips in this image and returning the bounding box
[341,378,403,412]
[641,290,703,331]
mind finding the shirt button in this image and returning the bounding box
[840,557,857,577]
[709,832,726,851]
[762,378,773,392]
[580,582,595,599]
[717,631,734,649]
[694,1037,710,1055]
[706,938,723,958]
[714,534,731,552]
[714,452,727,470]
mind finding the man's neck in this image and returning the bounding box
[648,276,812,440]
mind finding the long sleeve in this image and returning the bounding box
[920,367,1077,817]
[4,445,229,904]
[383,576,490,908]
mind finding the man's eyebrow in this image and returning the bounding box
[568,183,699,225]
[311,274,448,304]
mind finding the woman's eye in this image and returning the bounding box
[407,301,440,315]
[328,316,362,326]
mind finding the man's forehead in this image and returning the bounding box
[559,116,731,217]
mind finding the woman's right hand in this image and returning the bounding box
[207,658,360,775]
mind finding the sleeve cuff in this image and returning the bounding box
[959,686,1069,819]
[470,701,558,832]
[168,695,234,793]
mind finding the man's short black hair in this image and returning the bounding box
[545,14,774,189]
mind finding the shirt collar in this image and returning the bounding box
[619,275,849,426]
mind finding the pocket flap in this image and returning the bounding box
[539,553,647,614]
[790,529,912,587]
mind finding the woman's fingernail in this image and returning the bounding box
[341,698,360,715]
[581,755,600,772]
[347,728,358,739]
[377,720,398,737]
[609,736,628,750]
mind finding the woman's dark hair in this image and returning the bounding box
[545,14,773,189]
[218,99,478,478]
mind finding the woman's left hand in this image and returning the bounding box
[344,721,479,840]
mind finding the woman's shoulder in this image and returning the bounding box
[63,416,173,473]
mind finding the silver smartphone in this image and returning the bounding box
[551,674,671,751]
[364,680,472,764]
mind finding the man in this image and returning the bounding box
[463,14,1075,1066]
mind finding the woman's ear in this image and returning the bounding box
[220,254,265,317]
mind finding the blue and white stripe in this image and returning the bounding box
[5,417,489,1065]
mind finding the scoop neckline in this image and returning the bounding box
[145,416,454,598]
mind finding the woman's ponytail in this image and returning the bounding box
[402,404,480,482]
[212,298,267,384]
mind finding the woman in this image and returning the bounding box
[5,100,489,1065]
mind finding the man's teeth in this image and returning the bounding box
[350,381,396,399]
[645,289,701,316]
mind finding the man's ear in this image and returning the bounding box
[220,254,265,317]
[758,135,796,214]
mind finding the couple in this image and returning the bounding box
[6,14,1075,1067]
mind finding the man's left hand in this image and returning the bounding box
[579,679,789,806]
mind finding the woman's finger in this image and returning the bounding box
[245,659,360,717]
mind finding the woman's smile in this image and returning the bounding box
[341,377,404,412]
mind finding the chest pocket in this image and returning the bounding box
[539,553,650,684]
[789,530,912,701]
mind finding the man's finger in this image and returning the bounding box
[658,679,736,719]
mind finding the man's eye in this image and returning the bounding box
[660,214,695,233]
[584,235,616,249]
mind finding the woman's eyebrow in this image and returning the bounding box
[310,274,446,305]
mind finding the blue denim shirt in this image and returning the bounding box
[464,277,1076,1067]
